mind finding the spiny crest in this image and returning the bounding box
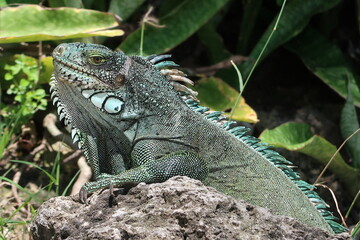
[146,54,198,98]
[148,54,347,233]
[49,75,84,150]
[49,76,72,132]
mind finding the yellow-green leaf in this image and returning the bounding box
[0,5,124,43]
[39,56,54,84]
[192,77,258,123]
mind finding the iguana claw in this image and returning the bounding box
[79,187,89,204]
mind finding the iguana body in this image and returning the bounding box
[50,42,345,233]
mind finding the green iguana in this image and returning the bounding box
[50,42,346,234]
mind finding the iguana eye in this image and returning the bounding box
[88,55,106,65]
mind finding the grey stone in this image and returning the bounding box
[31,176,350,240]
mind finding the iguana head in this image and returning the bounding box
[50,42,137,135]
[50,42,191,135]
[52,42,129,90]
[52,42,131,112]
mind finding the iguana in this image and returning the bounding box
[50,42,346,234]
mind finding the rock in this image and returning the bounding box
[31,176,350,240]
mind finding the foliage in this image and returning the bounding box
[0,5,123,43]
[340,82,360,168]
[259,122,360,197]
[286,28,360,107]
[119,0,230,55]
[352,216,360,239]
[191,77,258,123]
[1,54,47,132]
[0,55,48,160]
[0,156,73,239]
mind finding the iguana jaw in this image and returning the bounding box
[52,58,99,89]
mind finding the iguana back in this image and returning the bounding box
[152,103,333,232]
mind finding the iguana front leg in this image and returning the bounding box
[79,131,128,179]
[79,151,208,203]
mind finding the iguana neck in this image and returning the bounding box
[127,56,187,115]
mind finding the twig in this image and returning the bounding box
[139,6,165,56]
[43,113,63,137]
[194,55,249,76]
[314,183,347,228]
[0,181,12,188]
[43,113,73,147]
[36,41,43,86]
[71,156,92,195]
[24,138,48,162]
[10,171,29,215]
[314,128,360,185]
[11,171,22,205]
[63,149,82,163]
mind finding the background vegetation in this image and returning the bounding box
[0,0,359,239]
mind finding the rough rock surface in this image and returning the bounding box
[31,176,350,240]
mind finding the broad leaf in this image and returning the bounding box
[286,27,360,106]
[259,122,360,196]
[240,0,341,78]
[108,0,145,22]
[191,77,258,123]
[340,82,360,167]
[119,0,230,55]
[0,5,124,43]
[197,22,231,63]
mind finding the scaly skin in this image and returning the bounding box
[50,42,345,233]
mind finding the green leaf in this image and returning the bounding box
[240,0,341,78]
[259,122,360,197]
[108,0,145,22]
[48,0,66,7]
[19,78,30,87]
[119,0,230,55]
[191,77,258,123]
[33,89,46,99]
[286,27,360,106]
[197,22,231,63]
[340,81,360,168]
[0,0,6,7]
[236,0,263,54]
[0,5,124,43]
[351,220,360,239]
[4,72,13,80]
[64,0,83,8]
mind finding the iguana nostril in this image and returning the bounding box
[54,45,65,57]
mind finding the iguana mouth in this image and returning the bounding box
[52,58,100,89]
